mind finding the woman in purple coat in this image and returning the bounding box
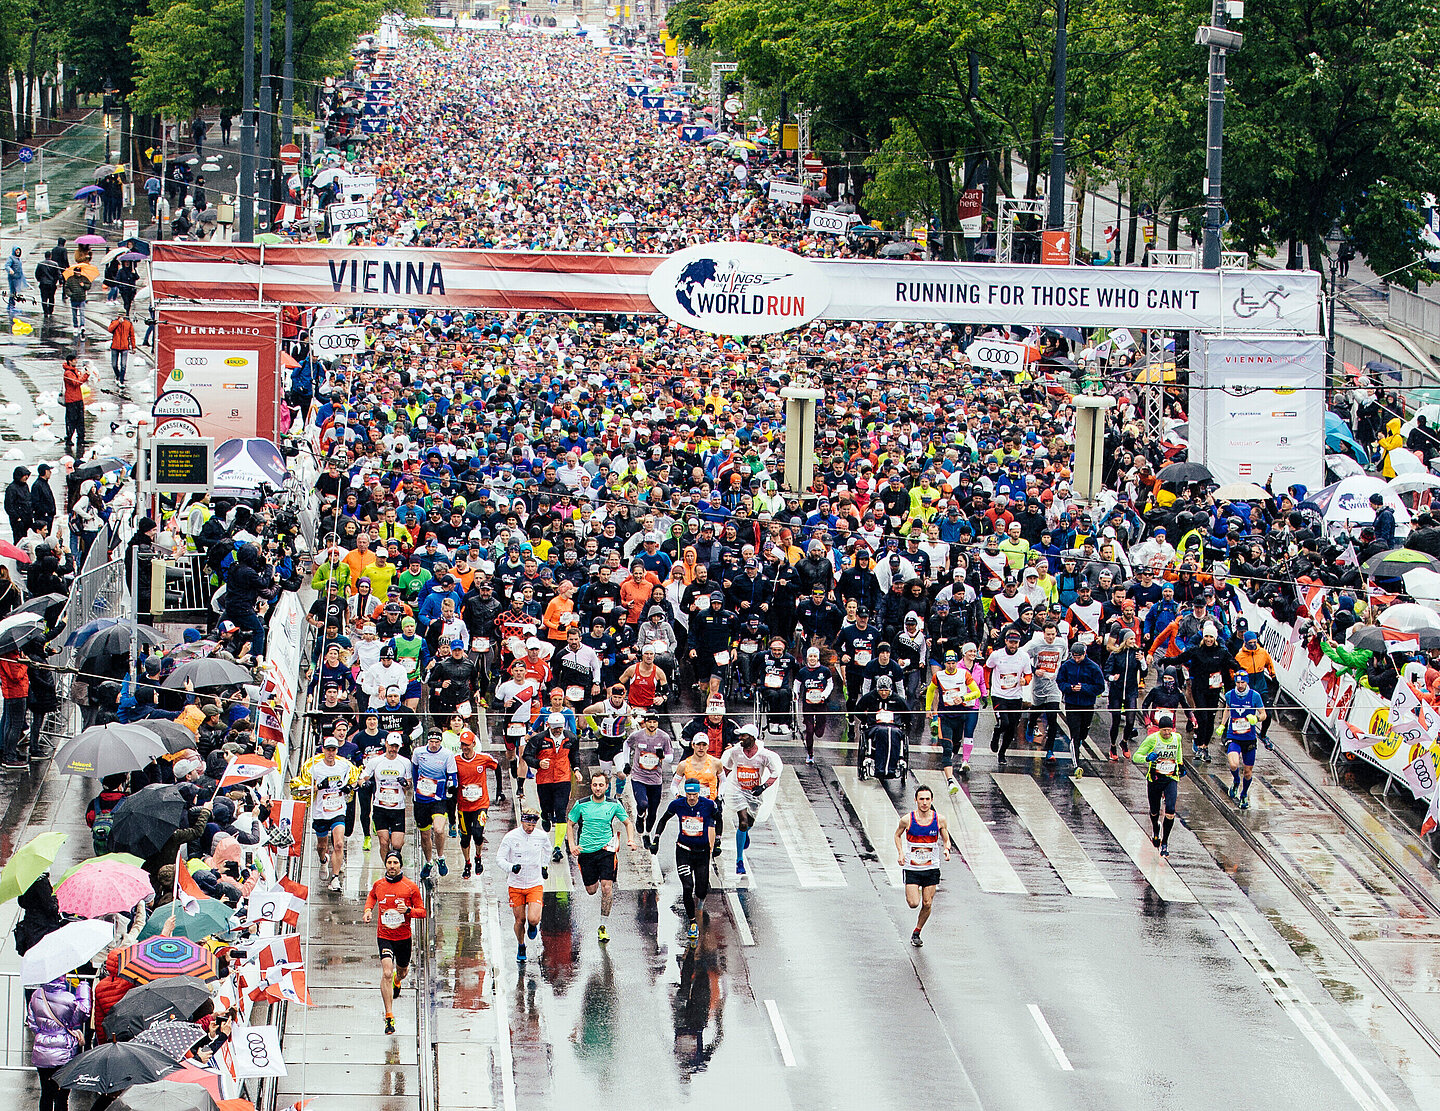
[27,976,91,1111]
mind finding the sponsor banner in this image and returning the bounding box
[966,339,1031,372]
[1195,335,1325,492]
[680,125,705,141]
[150,245,1321,332]
[808,209,853,236]
[311,323,366,356]
[1237,593,1438,806]
[327,201,371,228]
[340,173,377,198]
[647,241,831,336]
[658,109,683,124]
[767,179,806,204]
[154,307,281,442]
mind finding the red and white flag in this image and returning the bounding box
[174,851,205,913]
[1340,721,1385,755]
[1422,787,1440,837]
[1298,582,1326,618]
[267,800,307,858]
[245,933,303,970]
[259,967,313,1006]
[1381,625,1421,653]
[218,754,275,791]
[246,884,303,929]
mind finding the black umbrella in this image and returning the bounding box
[71,458,130,483]
[135,720,200,755]
[103,976,216,1041]
[118,238,151,257]
[77,624,167,666]
[1361,548,1440,578]
[1347,626,1386,653]
[55,1041,178,1093]
[108,784,191,859]
[114,1079,218,1111]
[1157,461,1214,485]
[162,658,253,690]
[0,612,46,655]
[878,242,921,258]
[15,593,67,622]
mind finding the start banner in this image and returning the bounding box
[150,243,1321,335]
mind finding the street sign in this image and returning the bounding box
[278,143,301,165]
[15,193,27,225]
[957,187,983,221]
[34,182,48,216]
[802,155,823,173]
[16,147,32,164]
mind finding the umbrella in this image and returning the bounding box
[832,202,857,214]
[1213,482,1270,501]
[55,1041,179,1093]
[72,456,130,481]
[94,165,120,180]
[850,224,885,238]
[1388,447,1426,476]
[1389,473,1440,495]
[19,919,116,986]
[54,724,167,779]
[0,539,31,563]
[311,167,344,189]
[108,783,191,858]
[66,262,100,281]
[120,251,147,262]
[58,852,146,883]
[56,859,154,918]
[119,238,151,256]
[1403,567,1440,602]
[1157,461,1213,485]
[138,899,236,942]
[74,185,103,199]
[77,623,167,665]
[66,617,123,649]
[255,233,284,244]
[1348,626,1386,652]
[878,242,922,258]
[1378,601,1440,632]
[103,976,215,1040]
[1326,453,1366,479]
[136,720,201,754]
[113,1078,217,1111]
[117,936,219,985]
[15,592,68,626]
[0,611,46,654]
[162,658,253,690]
[1362,549,1440,578]
[1365,360,1400,379]
[76,234,107,246]
[0,830,67,903]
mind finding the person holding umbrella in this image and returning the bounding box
[28,973,91,1111]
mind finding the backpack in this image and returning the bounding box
[92,812,114,856]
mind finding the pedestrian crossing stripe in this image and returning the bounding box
[993,773,1117,898]
[1073,777,1197,903]
[911,770,1027,895]
[831,767,903,887]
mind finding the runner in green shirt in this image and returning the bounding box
[1132,712,1185,857]
[566,771,637,945]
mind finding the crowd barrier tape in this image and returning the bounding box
[1238,594,1436,801]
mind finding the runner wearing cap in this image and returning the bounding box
[363,851,426,1034]
[620,710,676,851]
[653,777,718,946]
[455,730,501,879]
[672,732,725,861]
[1132,712,1185,855]
[411,729,459,881]
[1220,672,1267,810]
[497,808,552,963]
[927,649,982,792]
[795,646,834,764]
[362,732,413,862]
[719,725,783,875]
[1180,622,1234,762]
[984,628,1033,764]
[581,686,635,800]
[292,738,360,892]
[523,711,580,863]
[495,657,543,784]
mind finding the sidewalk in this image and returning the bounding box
[0,110,114,232]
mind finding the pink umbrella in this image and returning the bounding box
[56,860,155,918]
[76,234,107,246]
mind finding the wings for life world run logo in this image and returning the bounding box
[648,241,831,336]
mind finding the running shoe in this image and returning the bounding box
[385,1016,395,1035]
[686,922,699,945]
[437,857,448,877]
[1239,797,1251,810]
[329,874,341,892]
[517,944,527,963]
[1227,785,1238,801]
[393,973,402,996]
[462,863,472,879]
[960,761,970,776]
[363,835,372,852]
[1152,834,1161,847]
[948,778,960,796]
[527,923,538,941]
[736,860,746,876]
[1072,767,1084,779]
[597,925,609,944]
[911,929,923,948]
[420,861,432,880]
[476,858,484,874]
[805,754,815,765]
[551,847,563,863]
[990,738,999,752]
[1160,845,1170,857]
[1108,749,1119,762]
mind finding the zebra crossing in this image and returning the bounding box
[503,749,1197,905]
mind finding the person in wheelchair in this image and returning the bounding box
[854,673,911,779]
[756,633,798,730]
[734,614,770,699]
[635,605,679,680]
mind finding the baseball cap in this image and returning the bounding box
[450,638,466,649]
[1156,711,1175,727]
[322,737,339,749]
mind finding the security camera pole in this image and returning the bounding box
[1198,2,1243,269]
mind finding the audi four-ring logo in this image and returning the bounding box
[245,1031,270,1066]
[972,346,1021,364]
[316,333,361,350]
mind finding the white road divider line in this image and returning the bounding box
[1027,1004,1074,1071]
[726,890,755,945]
[764,999,797,1067]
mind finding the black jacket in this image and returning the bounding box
[4,480,32,528]
[30,478,56,524]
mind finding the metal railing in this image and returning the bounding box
[1390,284,1440,340]
[0,970,25,1070]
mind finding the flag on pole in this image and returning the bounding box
[218,754,276,791]
[1381,625,1421,653]
[1340,721,1385,755]
[1422,786,1440,837]
[267,800,308,858]
[174,851,205,913]
[1298,581,1326,618]
[1337,540,1359,569]
[244,933,303,970]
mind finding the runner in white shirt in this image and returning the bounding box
[719,725,783,876]
[495,661,543,779]
[1025,622,1069,757]
[360,646,412,710]
[984,629,1033,764]
[497,808,554,963]
[364,733,413,859]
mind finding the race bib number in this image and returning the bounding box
[998,675,1020,694]
[737,766,760,789]
[764,674,783,689]
[377,783,403,808]
[740,640,758,654]
[638,751,660,770]
[477,638,491,652]
[805,689,825,704]
[1232,717,1251,734]
[1209,673,1223,689]
[942,689,964,706]
[317,788,344,818]
[416,776,438,798]
[380,908,405,930]
[908,842,936,867]
[714,650,731,666]
[506,723,527,737]
[461,784,482,802]
[854,650,872,667]
[679,815,704,837]
[566,685,585,702]
[1155,757,1178,777]
[457,701,472,718]
[876,710,894,724]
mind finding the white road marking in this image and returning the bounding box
[993,773,1115,898]
[914,769,1027,895]
[1073,776,1197,903]
[1219,910,1401,1111]
[726,891,755,945]
[832,767,903,887]
[1027,1004,1074,1071]
[772,767,847,887]
[764,999,798,1067]
[484,884,518,1111]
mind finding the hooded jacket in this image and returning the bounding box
[28,977,91,1068]
[93,949,134,1042]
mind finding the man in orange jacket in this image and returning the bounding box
[106,313,136,386]
[62,356,90,456]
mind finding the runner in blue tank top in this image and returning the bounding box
[893,784,950,947]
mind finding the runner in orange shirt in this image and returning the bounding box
[362,852,427,1034]
[454,730,501,879]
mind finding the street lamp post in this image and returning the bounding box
[1197,2,1243,268]
[239,0,256,240]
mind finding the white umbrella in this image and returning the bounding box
[1388,447,1426,476]
[1388,472,1440,495]
[1326,454,1366,479]
[1312,475,1411,528]
[312,167,345,189]
[1403,567,1440,601]
[1379,601,1440,631]
[1213,482,1270,501]
[20,919,117,986]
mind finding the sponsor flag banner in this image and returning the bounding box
[766,180,806,204]
[231,1024,287,1079]
[1401,750,1438,798]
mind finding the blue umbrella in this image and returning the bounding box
[74,185,103,199]
[1325,411,1369,465]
